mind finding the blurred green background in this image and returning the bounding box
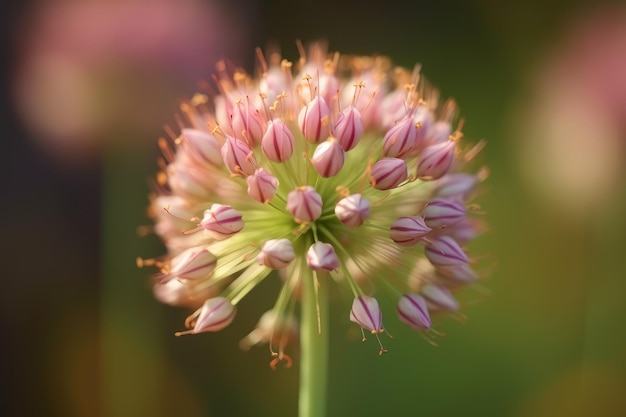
[2,0,626,416]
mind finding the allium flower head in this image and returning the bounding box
[142,42,487,362]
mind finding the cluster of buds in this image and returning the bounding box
[141,42,487,362]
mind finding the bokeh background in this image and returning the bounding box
[2,0,626,416]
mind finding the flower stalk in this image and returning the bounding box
[299,269,328,417]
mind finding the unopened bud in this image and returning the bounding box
[370,157,408,190]
[256,239,296,269]
[421,197,466,228]
[298,96,331,143]
[397,294,431,330]
[200,204,244,239]
[433,173,478,199]
[382,115,417,158]
[221,136,257,176]
[334,106,364,151]
[286,186,323,223]
[311,138,345,177]
[425,236,469,267]
[166,247,217,282]
[181,297,236,334]
[247,168,279,203]
[306,242,340,271]
[231,98,264,145]
[350,295,384,334]
[335,194,371,227]
[180,128,222,166]
[261,118,295,162]
[389,216,432,246]
[416,140,456,180]
[420,284,459,312]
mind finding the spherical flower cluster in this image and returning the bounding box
[142,42,487,362]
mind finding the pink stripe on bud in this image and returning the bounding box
[370,157,408,190]
[256,238,296,269]
[306,242,340,271]
[298,96,331,143]
[416,140,456,180]
[221,136,257,176]
[390,216,432,246]
[397,294,431,330]
[436,264,478,285]
[350,295,384,334]
[334,106,364,151]
[335,194,371,227]
[167,247,217,282]
[421,197,466,228]
[186,297,236,334]
[261,118,295,162]
[246,168,279,203]
[382,114,417,158]
[231,98,264,145]
[311,138,345,177]
[286,186,323,223]
[200,204,244,239]
[425,236,469,267]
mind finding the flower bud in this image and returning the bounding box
[416,140,456,180]
[389,216,432,246]
[420,284,459,312]
[334,106,363,151]
[180,128,222,166]
[200,204,244,239]
[425,236,469,267]
[306,242,340,271]
[413,105,434,149]
[311,138,345,177]
[261,118,295,162]
[421,197,466,228]
[231,98,264,145]
[246,168,279,203]
[397,294,431,330]
[350,295,384,334]
[433,173,478,199]
[180,297,236,334]
[166,247,217,282]
[298,96,331,143]
[286,186,323,223]
[382,115,417,158]
[335,194,371,227]
[256,239,296,269]
[441,218,484,244]
[370,157,408,190]
[221,136,257,176]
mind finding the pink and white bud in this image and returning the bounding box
[425,235,469,267]
[425,121,452,146]
[298,96,331,143]
[441,218,484,245]
[433,173,478,199]
[334,106,364,151]
[397,294,431,331]
[370,157,408,190]
[420,284,460,312]
[256,238,296,269]
[335,194,371,227]
[436,263,478,285]
[306,242,340,271]
[220,136,257,176]
[182,297,236,334]
[389,216,432,246]
[350,295,384,334]
[421,197,466,228]
[382,115,418,158]
[416,140,456,180]
[261,118,295,162]
[180,128,222,166]
[246,168,279,203]
[310,138,345,177]
[200,204,244,239]
[231,98,264,145]
[286,186,323,223]
[166,247,217,282]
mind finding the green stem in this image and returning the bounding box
[299,269,329,417]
